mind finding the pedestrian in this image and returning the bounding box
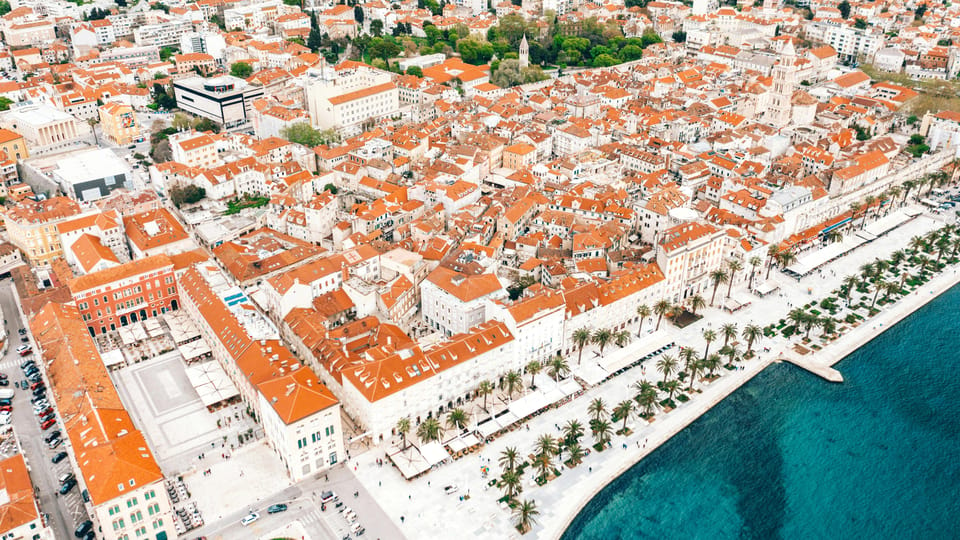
[401,516,405,524]
[589,467,592,473]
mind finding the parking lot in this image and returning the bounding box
[1,283,89,539]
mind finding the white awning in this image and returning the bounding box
[184,361,240,408]
[860,209,913,238]
[786,235,866,276]
[419,441,450,466]
[508,393,546,419]
[101,349,125,368]
[388,446,431,479]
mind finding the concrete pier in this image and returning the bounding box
[780,353,844,383]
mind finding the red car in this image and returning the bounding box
[40,417,56,430]
[30,381,43,391]
[0,405,10,412]
[36,407,53,418]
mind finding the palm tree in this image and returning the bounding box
[592,328,612,357]
[842,274,860,304]
[562,419,584,447]
[890,249,907,266]
[416,417,444,443]
[725,259,743,298]
[765,244,781,280]
[636,386,660,416]
[775,250,797,272]
[882,280,900,301]
[688,359,704,391]
[916,254,933,275]
[446,408,469,433]
[824,229,843,244]
[742,324,762,355]
[533,435,556,481]
[565,443,584,466]
[614,330,631,348]
[819,316,837,337]
[680,347,698,379]
[512,499,539,534]
[788,307,808,330]
[613,399,635,432]
[935,236,950,264]
[704,353,722,377]
[902,179,916,205]
[503,370,523,400]
[708,269,729,306]
[688,294,706,316]
[720,322,737,347]
[477,380,494,412]
[862,195,876,228]
[701,329,717,359]
[908,235,927,254]
[887,185,902,208]
[849,201,862,226]
[592,419,613,447]
[396,417,411,450]
[664,379,680,401]
[499,446,520,473]
[636,304,651,336]
[656,354,678,383]
[525,360,542,390]
[748,255,762,289]
[572,327,592,365]
[500,469,522,501]
[588,398,607,423]
[547,355,570,382]
[653,299,672,330]
[871,279,887,308]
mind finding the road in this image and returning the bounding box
[186,463,403,540]
[0,282,90,540]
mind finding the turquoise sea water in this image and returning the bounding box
[562,285,960,540]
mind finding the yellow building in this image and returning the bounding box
[98,102,141,146]
[4,197,82,266]
[503,143,537,171]
[0,128,28,160]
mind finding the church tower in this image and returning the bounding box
[766,40,797,129]
[519,35,529,69]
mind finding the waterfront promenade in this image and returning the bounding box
[347,211,951,540]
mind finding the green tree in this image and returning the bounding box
[709,269,729,306]
[671,30,686,43]
[640,28,662,48]
[354,5,364,23]
[526,360,542,389]
[853,17,868,29]
[657,354,678,383]
[281,122,338,147]
[0,97,12,111]
[406,65,423,77]
[838,0,851,18]
[0,1,10,15]
[499,446,519,472]
[636,304,651,335]
[370,19,383,36]
[169,184,206,207]
[612,399,635,432]
[230,62,253,78]
[592,53,618,67]
[653,299,671,330]
[618,44,643,62]
[446,408,469,432]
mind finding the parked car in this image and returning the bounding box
[44,431,60,443]
[16,345,29,353]
[0,379,9,387]
[59,473,75,485]
[59,478,76,495]
[0,405,10,413]
[47,437,62,449]
[19,360,34,370]
[0,373,8,381]
[19,336,28,342]
[18,328,26,335]
[321,491,337,503]
[444,485,459,495]
[35,407,52,418]
[240,512,259,526]
[51,452,68,464]
[267,504,287,514]
[30,381,44,391]
[40,417,56,430]
[74,519,92,537]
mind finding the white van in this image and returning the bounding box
[0,390,14,400]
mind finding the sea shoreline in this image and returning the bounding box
[547,263,960,540]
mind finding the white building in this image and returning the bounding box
[655,222,727,303]
[173,76,265,129]
[304,66,399,136]
[421,267,506,337]
[338,321,517,439]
